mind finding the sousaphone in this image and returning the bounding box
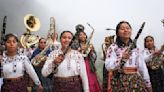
[20,14,41,48]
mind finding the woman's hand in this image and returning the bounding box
[122,49,130,60]
[53,54,64,65]
[81,44,87,51]
[153,49,161,56]
[37,84,43,92]
[146,87,153,92]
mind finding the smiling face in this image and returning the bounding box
[117,22,132,40]
[79,31,87,43]
[60,31,73,49]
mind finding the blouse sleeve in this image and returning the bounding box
[78,54,89,92]
[24,56,41,86]
[105,45,121,71]
[138,52,151,87]
[142,49,153,63]
[41,51,57,77]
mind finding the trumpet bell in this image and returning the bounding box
[24,14,41,32]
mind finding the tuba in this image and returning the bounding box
[20,14,40,48]
[102,35,115,60]
[32,17,55,66]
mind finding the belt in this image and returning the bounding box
[123,67,137,74]
[54,75,80,82]
[4,76,24,82]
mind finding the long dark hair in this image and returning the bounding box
[144,35,155,49]
[60,30,73,40]
[115,21,133,48]
[78,31,88,43]
[4,33,19,52]
[4,33,19,42]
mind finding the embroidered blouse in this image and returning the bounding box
[142,48,164,69]
[42,49,89,92]
[142,48,164,62]
[105,43,151,87]
[2,52,41,85]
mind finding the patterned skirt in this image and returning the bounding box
[111,73,147,92]
[53,75,83,92]
[148,67,164,92]
[1,77,28,92]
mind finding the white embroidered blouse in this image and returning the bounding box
[105,44,151,87]
[142,48,164,62]
[42,49,89,92]
[2,52,41,85]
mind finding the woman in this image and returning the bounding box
[31,38,53,92]
[1,33,43,92]
[77,31,102,92]
[42,31,89,92]
[105,21,152,92]
[142,36,164,92]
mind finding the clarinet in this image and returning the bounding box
[47,35,74,80]
[0,16,7,78]
[115,22,146,78]
[1,16,7,45]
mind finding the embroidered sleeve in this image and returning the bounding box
[138,52,151,87]
[142,49,153,63]
[105,45,121,71]
[78,53,89,92]
[41,51,57,77]
[24,56,41,85]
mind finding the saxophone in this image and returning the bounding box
[32,17,55,66]
[81,23,94,56]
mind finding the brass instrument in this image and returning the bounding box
[101,35,115,60]
[81,23,94,56]
[32,17,55,66]
[47,17,56,44]
[20,14,40,48]
[32,45,51,66]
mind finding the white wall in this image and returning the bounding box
[0,0,164,51]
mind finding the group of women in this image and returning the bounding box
[0,20,163,92]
